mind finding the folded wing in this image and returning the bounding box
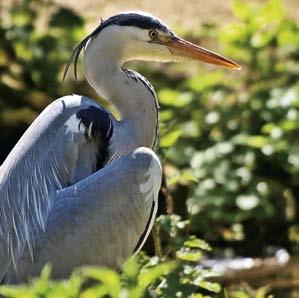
[5,147,162,283]
[0,95,114,280]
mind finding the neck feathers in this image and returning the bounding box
[83,34,159,149]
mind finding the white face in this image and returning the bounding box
[94,25,179,64]
[85,19,240,70]
[121,26,177,62]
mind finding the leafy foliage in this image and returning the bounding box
[156,0,299,254]
[0,0,87,161]
[0,234,218,297]
[0,0,298,296]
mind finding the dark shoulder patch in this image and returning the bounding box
[76,106,113,169]
[77,106,113,140]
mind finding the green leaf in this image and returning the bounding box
[159,89,193,107]
[49,8,84,28]
[32,264,52,295]
[190,294,205,298]
[232,0,252,20]
[0,286,34,298]
[11,10,33,27]
[167,170,198,186]
[187,71,223,93]
[256,285,270,298]
[194,280,221,293]
[80,267,120,298]
[233,135,269,148]
[130,262,177,298]
[160,130,181,148]
[176,250,203,262]
[181,170,199,183]
[184,236,211,251]
[81,285,108,298]
[122,257,139,279]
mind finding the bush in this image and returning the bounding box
[0,0,298,296]
[156,0,299,255]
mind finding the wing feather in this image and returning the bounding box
[0,95,114,279]
[4,147,162,282]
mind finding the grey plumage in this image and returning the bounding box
[0,94,161,283]
[0,96,104,277]
[0,11,167,283]
[0,9,238,284]
[4,146,161,283]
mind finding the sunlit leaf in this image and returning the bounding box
[14,42,33,61]
[11,10,33,27]
[81,285,108,298]
[232,0,253,20]
[187,71,223,93]
[184,236,211,251]
[176,250,203,262]
[159,89,193,107]
[0,286,34,298]
[80,267,120,298]
[255,285,270,298]
[160,130,181,148]
[181,170,199,183]
[130,262,177,298]
[194,280,221,293]
[233,135,269,148]
[122,258,139,279]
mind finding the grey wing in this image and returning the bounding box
[5,147,162,283]
[0,95,113,280]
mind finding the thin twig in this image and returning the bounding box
[152,223,163,259]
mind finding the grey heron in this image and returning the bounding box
[0,12,240,283]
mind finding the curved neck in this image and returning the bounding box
[83,38,158,149]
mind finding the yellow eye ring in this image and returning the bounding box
[149,29,158,39]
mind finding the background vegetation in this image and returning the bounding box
[0,0,298,296]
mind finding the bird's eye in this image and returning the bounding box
[149,30,158,40]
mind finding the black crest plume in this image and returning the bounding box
[62,13,170,81]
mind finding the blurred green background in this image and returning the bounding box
[0,0,299,297]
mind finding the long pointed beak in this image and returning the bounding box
[164,36,241,70]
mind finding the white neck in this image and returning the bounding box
[83,30,158,149]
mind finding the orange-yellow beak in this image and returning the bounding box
[163,36,241,70]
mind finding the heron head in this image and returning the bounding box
[64,12,240,80]
[98,12,240,69]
